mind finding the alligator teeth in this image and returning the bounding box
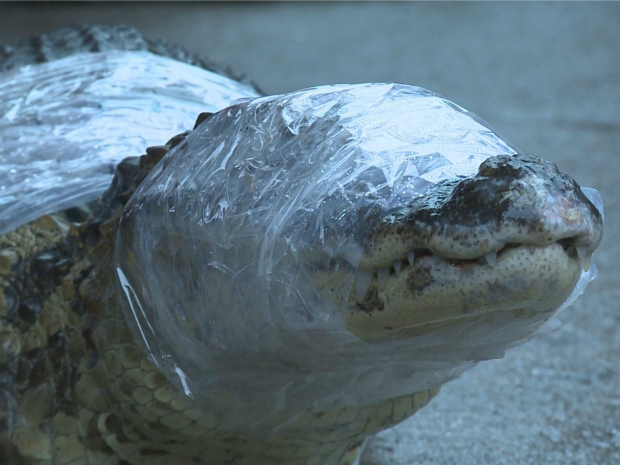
[377,267,389,289]
[355,269,373,302]
[575,245,586,258]
[407,251,415,266]
[485,251,497,267]
[575,245,591,271]
[581,257,591,272]
[393,260,402,276]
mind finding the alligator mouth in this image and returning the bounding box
[353,238,589,304]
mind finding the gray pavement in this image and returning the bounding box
[1,3,618,464]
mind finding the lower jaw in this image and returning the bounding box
[345,242,581,340]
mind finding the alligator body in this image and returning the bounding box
[0,26,603,465]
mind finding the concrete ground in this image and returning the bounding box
[1,3,618,464]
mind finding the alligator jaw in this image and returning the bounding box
[351,239,589,306]
[343,154,602,339]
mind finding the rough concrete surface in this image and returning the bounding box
[0,3,618,464]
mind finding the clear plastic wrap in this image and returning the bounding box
[0,51,259,233]
[115,83,603,431]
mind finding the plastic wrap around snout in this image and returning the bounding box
[115,83,602,430]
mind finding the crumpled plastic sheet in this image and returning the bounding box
[0,50,259,233]
[114,83,603,431]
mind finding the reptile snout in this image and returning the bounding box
[346,154,603,339]
[475,154,603,257]
[359,153,603,271]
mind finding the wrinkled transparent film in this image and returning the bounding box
[0,51,258,233]
[115,83,603,430]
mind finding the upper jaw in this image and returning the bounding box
[357,153,603,272]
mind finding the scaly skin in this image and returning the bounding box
[0,26,603,465]
[0,132,438,464]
